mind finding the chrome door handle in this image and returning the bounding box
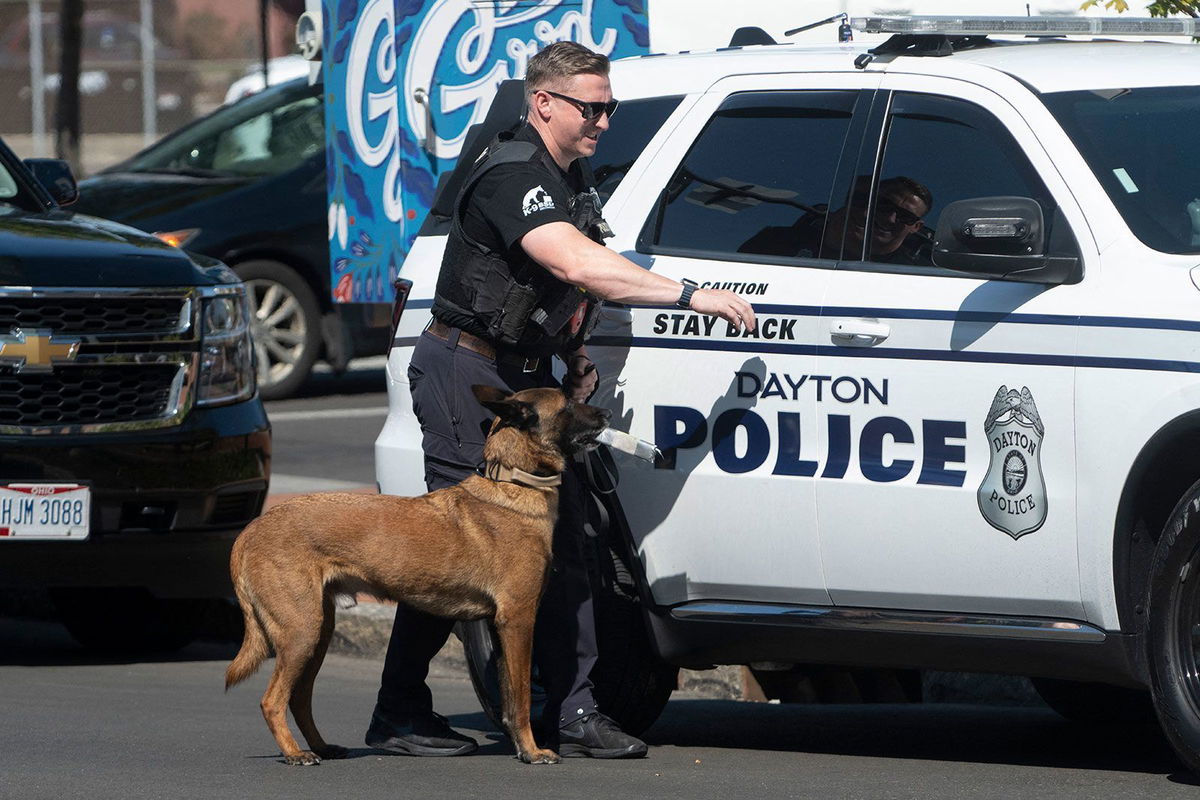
[830,318,890,346]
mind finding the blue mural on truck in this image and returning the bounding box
[322,0,650,304]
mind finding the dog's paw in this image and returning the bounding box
[518,748,561,765]
[315,744,349,760]
[283,751,322,766]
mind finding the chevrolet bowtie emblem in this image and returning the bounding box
[0,329,81,373]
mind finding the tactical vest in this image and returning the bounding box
[430,131,611,358]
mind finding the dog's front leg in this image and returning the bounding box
[494,613,560,764]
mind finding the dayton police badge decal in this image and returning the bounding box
[978,385,1047,539]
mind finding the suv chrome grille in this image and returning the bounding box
[0,364,179,427]
[0,296,188,337]
[0,288,201,434]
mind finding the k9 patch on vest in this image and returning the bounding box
[978,385,1047,539]
[522,185,555,216]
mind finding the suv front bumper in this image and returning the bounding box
[0,398,270,598]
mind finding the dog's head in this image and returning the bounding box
[473,385,611,475]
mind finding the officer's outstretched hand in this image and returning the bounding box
[563,352,599,403]
[689,288,757,333]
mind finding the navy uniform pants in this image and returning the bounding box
[375,326,599,729]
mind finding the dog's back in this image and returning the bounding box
[225,481,558,689]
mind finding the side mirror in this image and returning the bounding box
[932,196,1078,285]
[24,158,79,206]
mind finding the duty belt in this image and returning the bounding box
[426,319,542,372]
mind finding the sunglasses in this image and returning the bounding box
[852,192,923,227]
[543,90,619,121]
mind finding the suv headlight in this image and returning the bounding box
[198,287,255,406]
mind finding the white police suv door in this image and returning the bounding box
[814,79,1090,618]
[588,72,876,608]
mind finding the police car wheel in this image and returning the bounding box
[457,618,547,735]
[1146,479,1200,773]
[579,533,678,735]
[456,537,677,738]
[235,259,322,401]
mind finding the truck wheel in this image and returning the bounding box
[1031,677,1154,724]
[235,259,321,401]
[50,588,204,653]
[458,538,677,738]
[1147,479,1200,773]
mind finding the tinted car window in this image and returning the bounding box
[640,90,858,261]
[839,92,1075,268]
[120,82,323,178]
[588,95,682,203]
[1043,86,1200,255]
[0,141,45,211]
[0,160,17,199]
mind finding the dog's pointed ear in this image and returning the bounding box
[472,384,537,429]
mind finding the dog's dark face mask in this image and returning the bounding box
[555,399,611,455]
[472,385,611,459]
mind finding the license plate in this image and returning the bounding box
[0,483,90,540]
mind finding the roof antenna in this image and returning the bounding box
[1026,4,1031,15]
[785,13,853,42]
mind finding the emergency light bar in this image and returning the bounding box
[851,15,1199,37]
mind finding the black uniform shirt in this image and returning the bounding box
[460,124,589,256]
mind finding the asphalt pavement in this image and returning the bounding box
[2,616,1196,800]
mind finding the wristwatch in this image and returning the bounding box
[675,279,698,310]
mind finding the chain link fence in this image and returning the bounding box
[0,0,300,176]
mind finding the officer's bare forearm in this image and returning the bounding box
[522,223,681,303]
[521,222,757,331]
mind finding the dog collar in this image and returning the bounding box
[483,462,562,489]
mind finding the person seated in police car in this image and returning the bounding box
[739,175,933,265]
[365,41,757,761]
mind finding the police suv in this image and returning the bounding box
[377,16,1200,771]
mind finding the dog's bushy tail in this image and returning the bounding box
[225,548,270,691]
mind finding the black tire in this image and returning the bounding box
[583,531,678,735]
[1147,479,1200,773]
[1031,677,1154,724]
[458,618,546,733]
[50,587,206,653]
[458,537,676,738]
[235,259,322,401]
[459,470,677,737]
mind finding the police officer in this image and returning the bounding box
[365,41,756,760]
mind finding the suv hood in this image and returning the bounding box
[74,171,253,227]
[0,208,223,287]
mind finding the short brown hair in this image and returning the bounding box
[524,41,609,93]
[880,176,933,216]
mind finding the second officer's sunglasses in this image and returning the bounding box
[542,90,619,121]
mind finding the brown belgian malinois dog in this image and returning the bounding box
[224,385,611,766]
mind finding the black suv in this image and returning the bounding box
[0,137,270,651]
[73,78,391,400]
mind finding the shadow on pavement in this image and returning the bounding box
[636,696,1178,774]
[289,363,387,399]
[0,614,240,667]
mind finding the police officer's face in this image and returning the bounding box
[542,73,612,163]
[846,188,928,256]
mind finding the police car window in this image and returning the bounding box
[840,92,1076,270]
[638,91,859,261]
[589,96,682,204]
[1042,87,1200,255]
